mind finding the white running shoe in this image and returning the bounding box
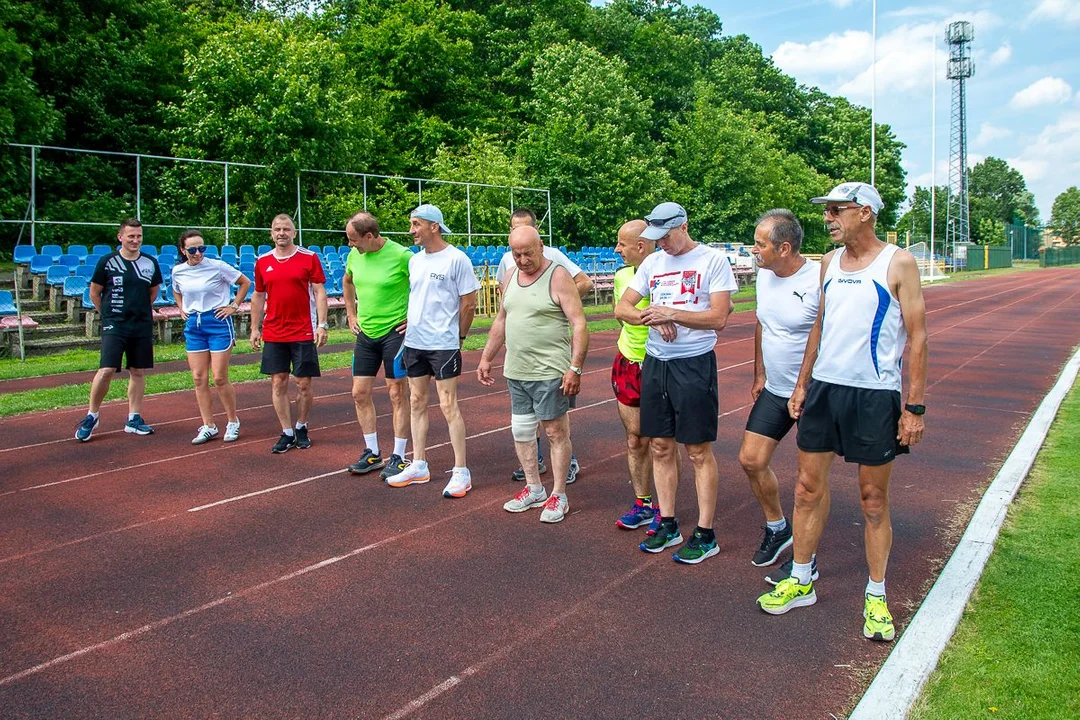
[540,494,569,523]
[223,420,240,442]
[503,485,548,512]
[442,467,472,498]
[386,461,430,488]
[191,425,219,445]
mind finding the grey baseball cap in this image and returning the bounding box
[809,182,884,215]
[410,204,451,234]
[641,202,688,240]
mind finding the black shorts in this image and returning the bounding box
[796,380,909,466]
[402,346,462,380]
[260,340,321,378]
[100,334,154,370]
[353,329,406,379]
[640,351,718,444]
[745,388,796,442]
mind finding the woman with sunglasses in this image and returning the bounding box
[172,229,252,444]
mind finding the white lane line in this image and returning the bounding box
[850,346,1080,720]
[381,561,655,720]
[0,449,640,688]
[0,515,177,566]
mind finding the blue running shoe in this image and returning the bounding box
[75,414,99,442]
[646,504,662,536]
[616,499,656,530]
[124,414,154,435]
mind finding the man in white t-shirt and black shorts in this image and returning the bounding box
[616,202,737,565]
[496,207,592,484]
[738,210,821,584]
[387,204,480,499]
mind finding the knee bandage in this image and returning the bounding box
[511,413,539,442]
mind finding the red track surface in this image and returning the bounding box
[1,268,1078,719]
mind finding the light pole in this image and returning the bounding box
[871,0,877,186]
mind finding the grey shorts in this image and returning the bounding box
[507,378,570,421]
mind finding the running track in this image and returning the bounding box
[1,268,1078,719]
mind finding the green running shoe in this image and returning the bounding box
[757,577,816,615]
[640,519,683,553]
[673,530,719,565]
[863,593,895,641]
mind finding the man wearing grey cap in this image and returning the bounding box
[615,202,738,565]
[756,182,929,644]
[387,204,480,500]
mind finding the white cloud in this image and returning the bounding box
[1008,110,1080,218]
[987,42,1012,68]
[827,0,857,7]
[1029,0,1080,25]
[884,6,947,20]
[1010,77,1074,109]
[975,123,1012,146]
[773,31,871,77]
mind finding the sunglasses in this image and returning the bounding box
[646,213,685,227]
[822,205,862,217]
[185,245,208,254]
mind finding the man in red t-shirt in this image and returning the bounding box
[250,214,329,453]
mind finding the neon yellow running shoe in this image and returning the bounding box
[757,576,816,615]
[863,593,895,641]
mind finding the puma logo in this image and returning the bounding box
[792,291,807,302]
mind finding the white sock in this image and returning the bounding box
[88,411,99,420]
[364,432,379,453]
[452,466,470,475]
[283,428,295,437]
[295,421,307,430]
[393,437,407,457]
[866,577,886,597]
[128,413,137,421]
[528,483,544,496]
[791,561,814,585]
[411,459,428,471]
[767,517,788,532]
[227,418,240,427]
[553,491,567,501]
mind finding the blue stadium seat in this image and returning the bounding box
[62,275,88,297]
[202,245,219,259]
[67,244,89,260]
[58,255,82,270]
[14,246,36,264]
[0,290,16,316]
[239,244,256,257]
[29,255,54,274]
[220,246,238,261]
[39,244,63,259]
[239,261,256,276]
[141,244,158,256]
[232,283,252,302]
[92,244,113,255]
[154,284,173,306]
[45,265,71,285]
[82,288,94,310]
[258,244,271,255]
[75,265,95,280]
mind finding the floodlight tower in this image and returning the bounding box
[945,21,974,248]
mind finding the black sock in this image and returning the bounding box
[696,526,715,543]
[660,516,677,528]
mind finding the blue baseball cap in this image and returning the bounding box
[641,202,688,240]
[410,204,451,234]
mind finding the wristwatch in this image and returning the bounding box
[317,322,329,330]
[904,403,926,415]
[569,365,583,375]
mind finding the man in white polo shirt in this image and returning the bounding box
[615,202,738,565]
[738,210,822,584]
[388,204,480,499]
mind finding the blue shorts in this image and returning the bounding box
[184,312,235,353]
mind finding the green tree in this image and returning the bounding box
[666,87,831,249]
[894,186,948,243]
[519,41,674,248]
[1049,186,1080,245]
[969,157,1040,239]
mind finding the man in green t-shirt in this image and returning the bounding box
[611,220,661,534]
[342,212,413,479]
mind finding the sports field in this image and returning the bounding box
[1,268,1078,718]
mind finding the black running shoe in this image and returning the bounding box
[380,454,409,480]
[510,457,547,481]
[752,524,794,567]
[348,448,386,475]
[271,433,296,454]
[765,556,819,586]
[294,426,311,449]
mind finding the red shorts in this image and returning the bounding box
[611,351,643,407]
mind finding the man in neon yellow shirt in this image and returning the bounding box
[611,220,660,534]
[342,212,412,479]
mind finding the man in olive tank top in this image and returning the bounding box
[478,226,589,524]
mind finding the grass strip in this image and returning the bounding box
[909,377,1080,720]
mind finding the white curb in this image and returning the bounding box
[850,346,1080,719]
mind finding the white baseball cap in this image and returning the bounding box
[810,182,884,215]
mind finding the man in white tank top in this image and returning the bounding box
[756,183,929,644]
[738,210,821,583]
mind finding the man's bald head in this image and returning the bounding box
[509,225,542,250]
[509,225,545,275]
[615,219,654,268]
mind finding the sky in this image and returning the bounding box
[697,0,1080,222]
